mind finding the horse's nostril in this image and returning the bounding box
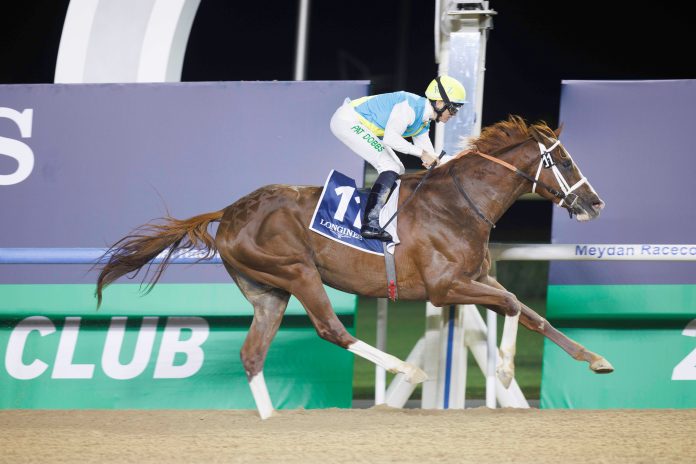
[592,200,605,210]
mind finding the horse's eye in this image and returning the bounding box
[562,160,572,168]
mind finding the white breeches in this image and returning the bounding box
[330,100,405,175]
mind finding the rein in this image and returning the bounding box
[466,147,566,200]
[448,147,563,229]
[448,167,497,228]
[380,135,582,233]
[380,151,446,232]
[454,134,588,223]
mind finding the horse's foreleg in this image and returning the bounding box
[474,275,520,387]
[436,277,522,387]
[480,274,614,374]
[433,278,522,317]
[226,265,290,420]
[517,304,614,373]
[450,275,613,383]
[293,271,427,385]
[496,313,519,388]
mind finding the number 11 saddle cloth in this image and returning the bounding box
[309,170,400,256]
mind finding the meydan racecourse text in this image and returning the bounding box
[576,245,696,259]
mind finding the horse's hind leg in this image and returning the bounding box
[225,264,290,419]
[291,270,427,384]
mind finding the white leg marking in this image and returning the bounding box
[348,340,427,384]
[497,314,520,389]
[248,371,274,420]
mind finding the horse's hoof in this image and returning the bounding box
[590,357,614,374]
[496,366,514,389]
[403,363,428,384]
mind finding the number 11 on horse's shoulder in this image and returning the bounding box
[96,116,612,418]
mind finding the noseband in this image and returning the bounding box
[530,139,587,210]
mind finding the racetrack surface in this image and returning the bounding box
[1,407,693,463]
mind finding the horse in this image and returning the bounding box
[96,115,613,419]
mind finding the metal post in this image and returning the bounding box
[431,0,497,410]
[485,308,497,408]
[293,0,310,81]
[375,298,388,404]
[438,1,496,155]
[422,302,443,408]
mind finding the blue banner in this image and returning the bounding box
[0,81,369,284]
[310,170,384,255]
[549,79,696,285]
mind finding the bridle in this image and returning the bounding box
[380,133,586,234]
[451,133,586,226]
[529,133,588,210]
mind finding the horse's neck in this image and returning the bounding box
[450,145,537,225]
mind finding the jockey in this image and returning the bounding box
[330,75,466,241]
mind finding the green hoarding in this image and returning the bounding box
[0,284,356,409]
[542,285,696,408]
[542,80,696,408]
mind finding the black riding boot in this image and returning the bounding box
[361,170,399,241]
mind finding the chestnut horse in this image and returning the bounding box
[96,116,613,418]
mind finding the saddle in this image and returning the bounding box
[309,170,400,299]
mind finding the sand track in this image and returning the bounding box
[1,407,693,463]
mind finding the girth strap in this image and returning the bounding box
[382,242,398,300]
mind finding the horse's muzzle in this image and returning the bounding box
[574,197,605,221]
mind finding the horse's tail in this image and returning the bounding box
[96,210,224,307]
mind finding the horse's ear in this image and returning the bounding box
[528,125,542,142]
[554,123,564,137]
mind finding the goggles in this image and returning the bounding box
[447,102,464,115]
[435,76,464,116]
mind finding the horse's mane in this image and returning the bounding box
[460,115,556,158]
[405,115,557,181]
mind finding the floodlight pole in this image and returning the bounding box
[294,0,311,80]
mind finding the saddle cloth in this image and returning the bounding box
[309,170,400,256]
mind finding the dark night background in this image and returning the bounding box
[1,0,694,241]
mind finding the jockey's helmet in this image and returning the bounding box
[425,75,467,105]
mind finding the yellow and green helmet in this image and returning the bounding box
[425,76,466,121]
[425,75,467,105]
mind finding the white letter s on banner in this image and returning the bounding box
[0,107,34,186]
